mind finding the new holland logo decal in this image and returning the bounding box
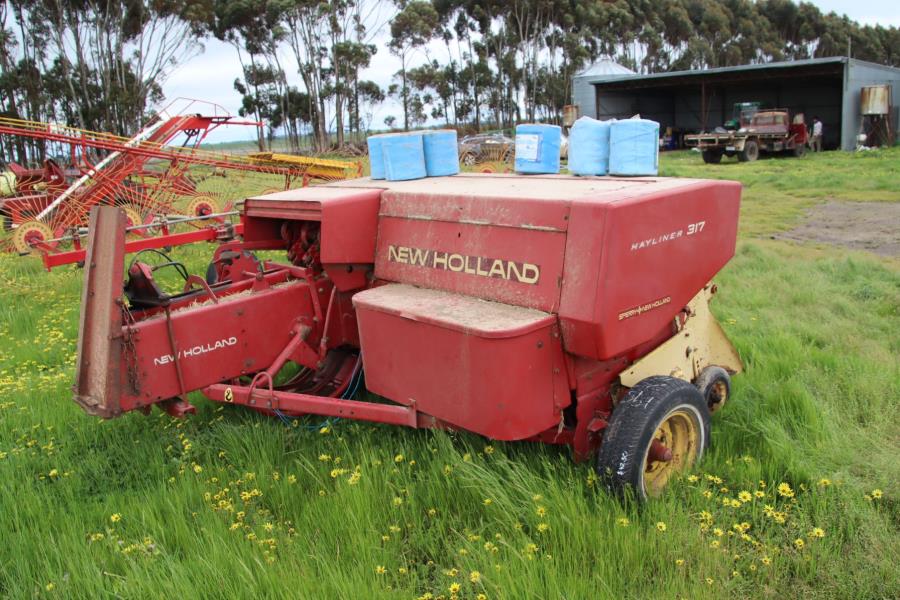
[387,245,540,285]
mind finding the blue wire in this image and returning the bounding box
[271,359,363,431]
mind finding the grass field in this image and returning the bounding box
[1,149,898,599]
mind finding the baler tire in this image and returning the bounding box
[694,366,731,413]
[596,376,710,500]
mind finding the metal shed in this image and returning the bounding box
[572,57,900,151]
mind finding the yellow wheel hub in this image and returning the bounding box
[186,195,220,220]
[643,409,700,497]
[12,220,53,254]
[710,380,729,412]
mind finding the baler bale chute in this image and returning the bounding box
[73,173,743,499]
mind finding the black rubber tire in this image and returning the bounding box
[702,150,723,164]
[694,366,731,413]
[597,376,710,500]
[738,140,759,162]
[461,152,477,167]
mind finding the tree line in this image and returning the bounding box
[2,0,899,157]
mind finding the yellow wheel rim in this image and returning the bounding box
[121,206,145,237]
[12,220,53,254]
[709,380,729,412]
[643,409,700,497]
[186,195,220,219]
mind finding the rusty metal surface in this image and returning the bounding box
[860,85,891,115]
[73,206,127,417]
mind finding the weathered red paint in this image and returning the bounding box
[73,173,740,460]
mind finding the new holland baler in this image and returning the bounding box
[74,173,743,498]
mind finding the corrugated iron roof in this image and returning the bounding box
[575,56,900,86]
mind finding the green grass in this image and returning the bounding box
[1,149,899,599]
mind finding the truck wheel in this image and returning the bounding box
[694,366,731,413]
[702,150,723,164]
[793,143,807,158]
[738,140,758,162]
[597,376,710,500]
[461,152,477,167]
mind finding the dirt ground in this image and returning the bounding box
[777,201,900,258]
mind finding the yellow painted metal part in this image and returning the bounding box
[247,152,359,180]
[12,220,53,254]
[643,409,701,497]
[619,284,743,388]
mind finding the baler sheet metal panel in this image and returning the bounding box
[374,216,567,313]
[244,187,381,265]
[558,180,742,360]
[353,284,569,441]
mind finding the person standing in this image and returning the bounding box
[811,116,823,152]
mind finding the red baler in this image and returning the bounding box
[74,173,743,498]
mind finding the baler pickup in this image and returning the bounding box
[72,173,744,499]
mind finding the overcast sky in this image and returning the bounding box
[162,1,899,144]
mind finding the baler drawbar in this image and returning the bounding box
[74,173,743,498]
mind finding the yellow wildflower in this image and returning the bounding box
[818,478,831,487]
[483,498,493,506]
[193,464,202,474]
[761,556,771,565]
[375,565,386,575]
[675,559,685,566]
[617,517,630,527]
[394,454,404,463]
[483,445,494,455]
[794,538,805,550]
[393,497,403,507]
[777,483,794,498]
[536,506,547,517]
[469,571,481,583]
[871,489,883,499]
[687,475,699,483]
[738,491,752,503]
[537,523,550,533]
[449,582,461,594]
[810,527,825,539]
[45,583,55,592]
[656,521,667,532]
[754,490,766,498]
[109,513,121,523]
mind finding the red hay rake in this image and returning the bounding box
[0,99,357,269]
